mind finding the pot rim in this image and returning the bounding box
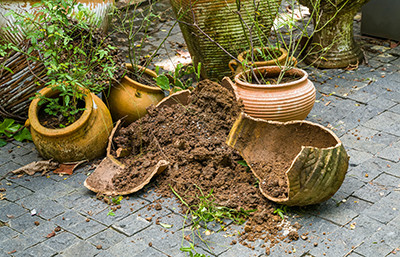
[237,47,288,65]
[121,63,163,93]
[28,86,93,137]
[234,66,308,89]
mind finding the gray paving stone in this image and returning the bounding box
[54,188,91,209]
[363,111,400,135]
[72,195,109,216]
[389,104,400,114]
[155,212,191,233]
[362,191,400,224]
[340,126,397,155]
[35,182,76,201]
[338,176,366,195]
[96,236,168,257]
[8,212,44,233]
[0,225,19,243]
[90,196,149,226]
[87,228,125,250]
[353,182,391,203]
[0,201,28,222]
[54,171,88,188]
[60,240,99,257]
[354,239,392,257]
[32,199,67,220]
[219,242,261,257]
[347,158,385,183]
[22,218,58,240]
[42,231,80,252]
[0,233,43,253]
[51,209,87,229]
[112,211,152,237]
[3,185,33,202]
[368,96,398,109]
[373,173,400,188]
[67,218,107,240]
[0,161,22,179]
[12,243,57,257]
[346,149,374,167]
[377,139,400,162]
[13,175,59,192]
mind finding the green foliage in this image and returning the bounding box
[170,184,255,256]
[273,205,288,220]
[155,63,202,92]
[5,0,119,125]
[0,119,32,147]
[112,195,123,205]
[107,209,116,216]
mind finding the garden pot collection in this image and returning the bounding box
[0,0,114,44]
[224,66,316,122]
[107,64,165,124]
[227,113,349,206]
[169,0,282,80]
[229,48,297,76]
[26,86,113,163]
[298,0,370,69]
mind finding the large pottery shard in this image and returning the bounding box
[226,113,349,206]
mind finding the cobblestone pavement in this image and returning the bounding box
[2,2,400,257]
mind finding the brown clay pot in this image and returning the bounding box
[169,0,282,80]
[226,112,349,206]
[229,48,297,76]
[227,66,315,122]
[26,86,113,163]
[0,0,114,44]
[107,64,165,124]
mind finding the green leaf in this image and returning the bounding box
[0,119,15,133]
[237,160,248,167]
[156,75,171,91]
[159,223,173,229]
[14,128,32,142]
[0,139,7,147]
[180,247,192,252]
[107,209,115,216]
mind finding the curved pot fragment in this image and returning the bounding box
[226,113,349,206]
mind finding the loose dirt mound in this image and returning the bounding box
[112,80,299,251]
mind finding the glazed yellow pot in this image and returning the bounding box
[26,86,113,163]
[229,48,296,76]
[107,64,165,124]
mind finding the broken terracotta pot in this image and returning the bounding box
[84,90,191,195]
[226,113,349,206]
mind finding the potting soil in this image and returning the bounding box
[111,80,299,250]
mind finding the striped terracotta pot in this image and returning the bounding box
[169,0,281,80]
[0,0,114,44]
[231,66,315,122]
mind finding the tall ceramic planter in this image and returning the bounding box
[0,0,114,44]
[169,0,281,80]
[298,0,370,68]
[226,66,315,122]
[107,64,165,124]
[26,87,113,163]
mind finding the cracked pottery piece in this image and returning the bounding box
[226,112,349,206]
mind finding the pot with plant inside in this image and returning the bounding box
[10,0,122,162]
[223,65,316,122]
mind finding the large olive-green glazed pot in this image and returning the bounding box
[26,86,113,163]
[169,0,282,80]
[298,0,370,69]
[227,113,349,206]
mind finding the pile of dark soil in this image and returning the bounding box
[111,80,299,252]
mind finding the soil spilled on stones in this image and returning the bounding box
[111,80,299,250]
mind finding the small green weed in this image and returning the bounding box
[273,205,288,220]
[155,63,201,93]
[171,184,256,256]
[237,160,250,172]
[0,119,32,147]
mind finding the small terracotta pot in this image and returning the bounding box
[228,66,315,122]
[227,112,349,206]
[26,86,113,163]
[107,64,165,124]
[229,48,296,76]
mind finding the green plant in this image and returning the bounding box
[171,185,256,256]
[5,0,121,126]
[0,119,32,147]
[273,205,288,220]
[155,63,202,93]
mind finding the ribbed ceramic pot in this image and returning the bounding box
[298,0,370,68]
[169,0,281,80]
[0,0,114,44]
[107,64,165,124]
[226,112,349,206]
[229,47,298,76]
[26,86,113,163]
[232,66,316,122]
